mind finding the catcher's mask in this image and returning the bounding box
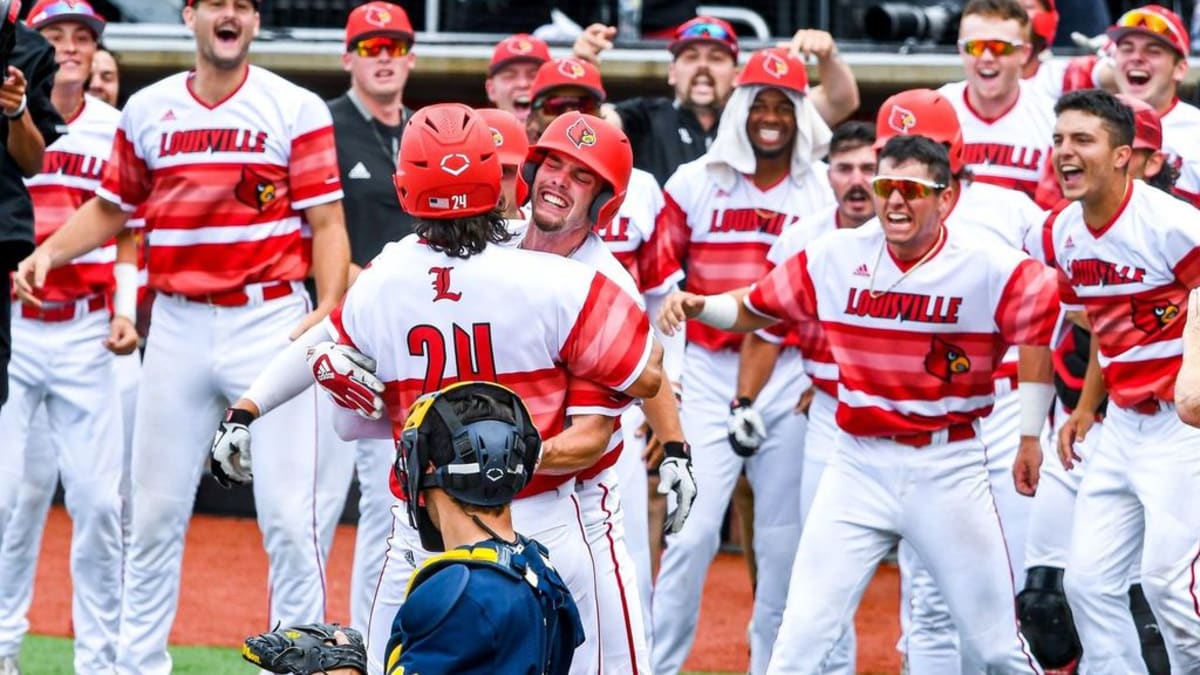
[0,1,21,75]
[395,381,542,551]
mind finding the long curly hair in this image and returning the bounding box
[413,208,514,259]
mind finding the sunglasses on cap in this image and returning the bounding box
[676,21,733,42]
[871,176,946,200]
[534,95,599,116]
[351,36,411,58]
[1115,8,1183,45]
[957,38,1025,57]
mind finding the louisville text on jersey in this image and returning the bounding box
[962,142,1042,171]
[1070,258,1148,286]
[159,128,269,157]
[709,208,797,235]
[43,150,107,180]
[843,287,963,324]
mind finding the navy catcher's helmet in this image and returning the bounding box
[396,382,542,551]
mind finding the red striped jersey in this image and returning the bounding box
[1159,98,1200,208]
[594,167,683,296]
[25,95,119,302]
[328,237,654,498]
[96,65,343,295]
[1048,180,1200,408]
[746,223,1057,437]
[938,80,1054,199]
[642,156,834,351]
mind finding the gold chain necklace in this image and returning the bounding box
[867,226,945,299]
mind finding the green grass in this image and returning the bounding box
[21,635,753,674]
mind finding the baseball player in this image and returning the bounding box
[940,0,1056,202]
[660,133,1056,674]
[87,45,118,105]
[13,1,350,672]
[732,119,878,675]
[1106,4,1200,208]
[478,107,529,220]
[211,103,663,674]
[643,46,834,675]
[1051,88,1200,671]
[485,33,550,124]
[520,110,696,673]
[0,2,125,671]
[871,89,1049,673]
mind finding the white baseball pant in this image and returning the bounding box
[364,481,599,675]
[899,380,1032,674]
[313,397,357,563]
[767,429,1039,674]
[799,388,855,675]
[577,467,651,673]
[115,350,140,546]
[349,438,398,633]
[0,306,125,672]
[1063,402,1200,673]
[652,346,808,675]
[116,289,326,675]
[613,405,652,642]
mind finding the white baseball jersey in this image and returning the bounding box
[644,157,834,351]
[594,167,683,296]
[1048,180,1200,407]
[24,95,120,302]
[97,65,343,295]
[1158,98,1200,207]
[327,236,654,497]
[938,80,1055,199]
[746,223,1058,436]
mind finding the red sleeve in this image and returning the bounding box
[561,272,653,392]
[1173,247,1200,289]
[98,128,151,210]
[637,192,688,294]
[996,258,1058,347]
[289,125,342,209]
[1062,55,1099,93]
[1033,153,1064,210]
[565,377,634,418]
[744,250,817,323]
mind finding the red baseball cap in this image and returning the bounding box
[669,16,738,59]
[1108,4,1189,56]
[489,34,550,77]
[345,1,413,49]
[530,57,606,104]
[1115,93,1163,150]
[186,0,259,8]
[736,47,808,95]
[26,0,105,36]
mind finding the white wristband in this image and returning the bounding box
[1019,382,1055,437]
[113,263,138,321]
[695,293,739,330]
[4,93,26,120]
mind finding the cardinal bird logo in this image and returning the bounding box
[566,118,597,149]
[234,165,277,212]
[762,52,789,78]
[490,126,505,147]
[364,5,392,27]
[1130,296,1179,332]
[558,58,587,79]
[888,105,917,134]
[924,335,971,382]
[510,38,534,54]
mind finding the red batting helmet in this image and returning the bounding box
[394,104,501,219]
[478,108,530,205]
[874,88,965,173]
[736,47,808,94]
[522,111,632,229]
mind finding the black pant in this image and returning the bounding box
[0,272,10,406]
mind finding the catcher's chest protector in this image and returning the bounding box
[388,537,584,675]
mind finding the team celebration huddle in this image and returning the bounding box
[1,0,1200,672]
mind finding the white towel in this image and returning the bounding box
[704,85,833,191]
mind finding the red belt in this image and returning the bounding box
[1130,399,1169,415]
[19,295,107,322]
[889,422,977,448]
[176,281,295,307]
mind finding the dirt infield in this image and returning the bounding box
[28,506,902,673]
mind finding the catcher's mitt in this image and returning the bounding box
[242,623,366,674]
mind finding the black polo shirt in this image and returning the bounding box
[327,90,415,267]
[0,24,64,271]
[614,96,716,187]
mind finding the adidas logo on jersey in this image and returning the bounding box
[853,264,870,277]
[348,162,371,180]
[1064,235,1074,249]
[161,110,176,122]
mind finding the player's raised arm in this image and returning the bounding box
[657,287,776,336]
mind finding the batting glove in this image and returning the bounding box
[306,342,386,419]
[211,408,254,488]
[727,397,766,457]
[658,441,697,534]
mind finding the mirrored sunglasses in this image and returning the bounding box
[352,36,411,58]
[1116,9,1183,45]
[957,38,1024,57]
[871,176,945,200]
[676,22,733,42]
[535,95,599,117]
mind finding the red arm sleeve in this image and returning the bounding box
[744,251,818,324]
[996,258,1058,347]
